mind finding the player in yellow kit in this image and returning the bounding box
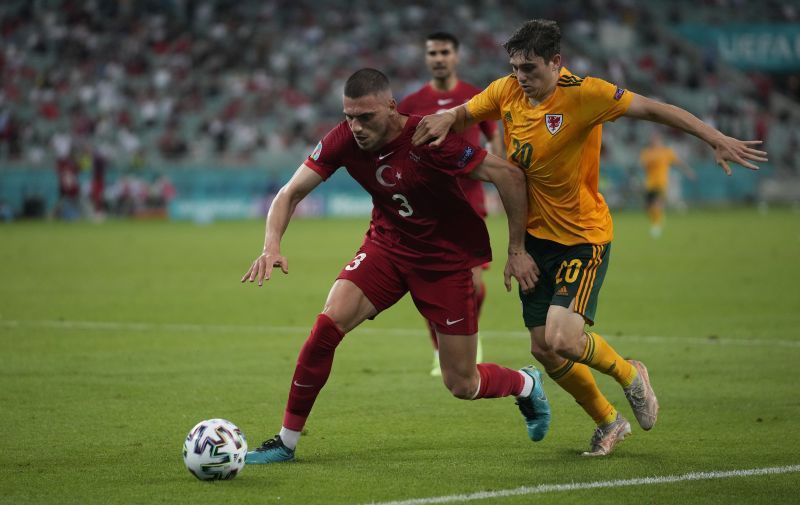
[639,132,696,237]
[413,19,767,456]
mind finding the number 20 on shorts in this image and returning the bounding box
[555,259,582,284]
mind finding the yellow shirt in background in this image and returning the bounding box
[467,67,632,246]
[640,146,677,191]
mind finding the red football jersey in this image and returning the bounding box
[398,81,498,217]
[305,115,491,271]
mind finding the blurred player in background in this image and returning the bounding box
[413,19,767,456]
[241,68,550,464]
[639,131,696,238]
[398,32,503,377]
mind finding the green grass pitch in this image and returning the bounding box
[1,208,799,504]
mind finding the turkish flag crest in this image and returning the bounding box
[545,114,563,135]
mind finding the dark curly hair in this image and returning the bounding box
[503,19,561,61]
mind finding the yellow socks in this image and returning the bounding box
[648,206,663,226]
[547,359,617,426]
[579,331,637,387]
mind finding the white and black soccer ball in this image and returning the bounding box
[183,418,247,481]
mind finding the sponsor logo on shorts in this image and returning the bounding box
[556,286,569,296]
[445,318,465,326]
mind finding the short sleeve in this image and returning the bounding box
[466,78,506,122]
[304,122,350,180]
[416,133,488,176]
[580,77,633,126]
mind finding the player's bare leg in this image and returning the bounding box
[531,324,625,454]
[648,194,665,238]
[247,279,377,464]
[471,265,485,365]
[428,265,486,377]
[437,331,480,398]
[541,303,656,451]
[438,330,550,441]
[426,319,442,377]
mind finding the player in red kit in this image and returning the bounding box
[241,69,551,464]
[398,32,503,376]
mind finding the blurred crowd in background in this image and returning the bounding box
[0,0,798,219]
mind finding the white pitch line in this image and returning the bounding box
[1,319,799,348]
[364,465,800,505]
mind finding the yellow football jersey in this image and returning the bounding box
[640,146,677,191]
[467,67,632,246]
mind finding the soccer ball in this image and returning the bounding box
[182,418,248,481]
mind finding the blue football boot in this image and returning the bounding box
[516,365,551,442]
[245,435,295,464]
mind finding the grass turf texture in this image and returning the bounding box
[1,208,799,504]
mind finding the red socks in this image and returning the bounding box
[474,363,524,398]
[283,314,345,431]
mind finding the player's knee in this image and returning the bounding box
[530,345,550,364]
[531,347,562,370]
[442,375,478,400]
[545,325,582,359]
[320,305,360,335]
[302,314,346,354]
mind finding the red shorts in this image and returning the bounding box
[337,240,477,335]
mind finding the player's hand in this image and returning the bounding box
[712,137,768,175]
[411,111,456,147]
[504,251,539,293]
[241,251,288,287]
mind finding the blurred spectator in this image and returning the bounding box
[158,124,188,160]
[147,174,176,210]
[0,0,795,178]
[89,148,108,213]
[0,109,22,159]
[54,151,80,220]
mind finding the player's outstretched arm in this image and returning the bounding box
[470,154,539,293]
[241,164,324,286]
[411,105,476,147]
[625,94,768,175]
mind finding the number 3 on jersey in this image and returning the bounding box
[392,194,414,217]
[345,252,367,271]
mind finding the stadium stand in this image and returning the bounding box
[0,0,797,218]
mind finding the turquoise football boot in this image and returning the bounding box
[516,365,551,442]
[245,435,295,464]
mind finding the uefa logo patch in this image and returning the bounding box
[310,141,322,161]
[613,87,625,101]
[545,114,563,135]
[457,146,475,168]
